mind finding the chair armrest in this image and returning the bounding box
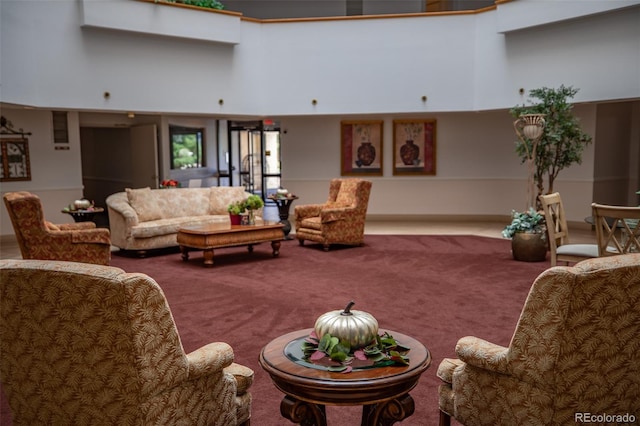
[186,342,234,379]
[58,222,96,231]
[455,335,511,375]
[320,205,356,223]
[68,228,111,245]
[295,204,324,219]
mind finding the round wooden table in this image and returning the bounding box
[259,328,431,426]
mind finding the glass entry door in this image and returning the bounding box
[228,121,281,200]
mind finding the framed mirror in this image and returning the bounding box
[1,139,31,181]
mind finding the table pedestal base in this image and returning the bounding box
[280,393,415,426]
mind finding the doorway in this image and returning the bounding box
[228,120,281,200]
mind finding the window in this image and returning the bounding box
[169,125,204,169]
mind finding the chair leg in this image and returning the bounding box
[322,244,330,251]
[439,410,451,426]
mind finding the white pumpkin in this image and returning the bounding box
[314,301,378,349]
[73,199,92,210]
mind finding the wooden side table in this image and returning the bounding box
[61,207,104,222]
[267,194,299,239]
[259,328,431,426]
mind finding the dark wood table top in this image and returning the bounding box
[259,328,431,406]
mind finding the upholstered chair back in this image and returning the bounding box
[438,254,640,425]
[0,259,253,425]
[4,191,53,259]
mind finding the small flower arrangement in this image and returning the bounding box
[227,200,246,215]
[160,179,181,188]
[244,194,264,211]
[301,330,410,373]
[502,207,546,239]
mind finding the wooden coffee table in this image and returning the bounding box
[177,221,284,266]
[259,328,431,426]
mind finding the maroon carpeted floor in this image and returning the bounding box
[1,234,550,425]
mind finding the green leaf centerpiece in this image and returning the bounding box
[301,330,410,373]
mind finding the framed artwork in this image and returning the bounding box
[0,139,31,181]
[392,119,436,175]
[341,120,383,176]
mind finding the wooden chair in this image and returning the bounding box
[538,192,598,266]
[591,202,640,256]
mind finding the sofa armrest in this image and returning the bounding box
[106,193,139,248]
[455,335,511,375]
[106,193,139,226]
[186,342,234,379]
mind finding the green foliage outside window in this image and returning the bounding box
[170,126,204,169]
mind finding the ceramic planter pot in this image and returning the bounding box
[511,232,547,262]
[229,213,242,225]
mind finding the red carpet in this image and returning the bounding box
[1,235,550,425]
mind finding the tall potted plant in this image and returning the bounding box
[505,85,592,261]
[510,85,593,207]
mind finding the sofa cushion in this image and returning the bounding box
[155,188,211,219]
[209,187,248,215]
[126,187,162,222]
[130,215,229,239]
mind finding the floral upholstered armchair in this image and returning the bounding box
[0,259,253,425]
[3,191,111,265]
[437,254,640,426]
[294,178,372,251]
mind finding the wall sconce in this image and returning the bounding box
[103,91,111,100]
[127,112,135,119]
[421,95,427,103]
[519,88,525,95]
[218,99,224,105]
[311,99,317,105]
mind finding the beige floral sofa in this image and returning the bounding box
[106,186,260,254]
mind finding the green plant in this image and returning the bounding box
[502,208,546,239]
[227,200,245,215]
[510,85,592,202]
[157,0,224,10]
[244,194,264,211]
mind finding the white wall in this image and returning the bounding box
[1,1,639,237]
[1,109,86,233]
[1,1,638,115]
[279,106,599,219]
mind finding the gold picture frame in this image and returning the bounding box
[392,119,436,175]
[341,120,383,176]
[0,139,31,182]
